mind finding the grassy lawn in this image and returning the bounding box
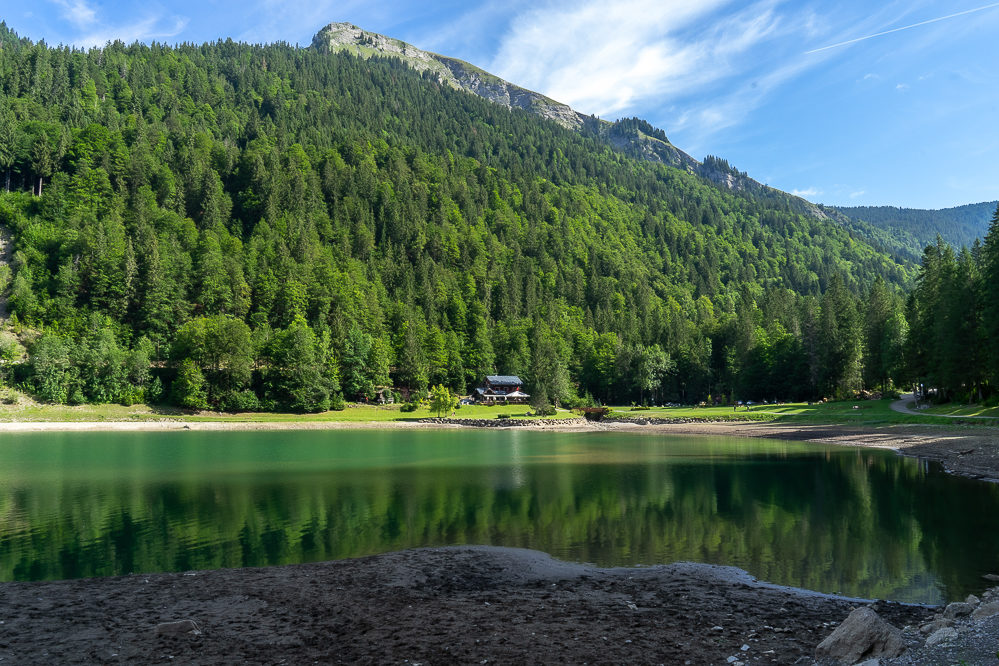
[608,399,976,427]
[917,403,999,418]
[0,386,989,428]
[0,398,567,423]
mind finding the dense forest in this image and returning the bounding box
[905,207,999,404]
[831,202,998,261]
[0,24,928,411]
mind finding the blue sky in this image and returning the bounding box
[6,0,999,209]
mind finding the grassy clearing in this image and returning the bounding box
[608,399,973,427]
[917,403,999,418]
[0,397,567,423]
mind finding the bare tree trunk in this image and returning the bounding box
[37,176,43,197]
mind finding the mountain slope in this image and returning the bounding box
[311,22,824,213]
[830,202,999,258]
[0,22,912,409]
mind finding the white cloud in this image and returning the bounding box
[489,0,789,118]
[51,0,97,29]
[896,82,909,91]
[791,187,821,198]
[75,15,189,47]
[850,190,866,198]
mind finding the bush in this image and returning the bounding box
[218,389,261,412]
[329,392,346,411]
[400,401,419,412]
[497,413,511,419]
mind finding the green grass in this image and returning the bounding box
[607,399,984,427]
[0,399,568,423]
[918,403,999,418]
[1,388,992,428]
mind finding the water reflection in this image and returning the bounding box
[0,429,998,603]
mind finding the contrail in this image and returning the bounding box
[805,2,999,54]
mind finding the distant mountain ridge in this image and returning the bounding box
[829,201,999,259]
[311,22,829,218]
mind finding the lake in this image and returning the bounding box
[1,428,997,603]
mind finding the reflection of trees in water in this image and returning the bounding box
[1,446,996,603]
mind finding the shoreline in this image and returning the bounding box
[4,422,999,662]
[4,416,999,482]
[0,546,937,665]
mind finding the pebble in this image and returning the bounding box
[740,644,750,651]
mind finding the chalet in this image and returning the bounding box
[473,375,530,404]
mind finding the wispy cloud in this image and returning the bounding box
[489,0,787,118]
[76,15,189,47]
[44,0,190,47]
[850,190,866,198]
[805,2,999,54]
[792,187,821,198]
[51,0,97,29]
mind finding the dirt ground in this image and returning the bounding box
[0,546,932,665]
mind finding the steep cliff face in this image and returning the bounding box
[312,22,584,130]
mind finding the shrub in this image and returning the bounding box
[400,401,419,412]
[329,392,346,411]
[497,413,511,419]
[218,390,261,412]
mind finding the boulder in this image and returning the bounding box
[972,601,999,620]
[965,594,980,607]
[943,602,974,619]
[924,626,958,647]
[918,618,954,635]
[814,607,905,665]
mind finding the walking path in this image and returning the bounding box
[890,393,999,419]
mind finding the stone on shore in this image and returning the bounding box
[924,626,958,647]
[918,618,953,635]
[971,601,999,620]
[154,619,202,636]
[942,602,973,619]
[814,607,904,664]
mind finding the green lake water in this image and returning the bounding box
[1,428,998,604]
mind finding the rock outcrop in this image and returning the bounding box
[312,22,585,130]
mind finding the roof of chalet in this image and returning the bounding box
[486,375,523,385]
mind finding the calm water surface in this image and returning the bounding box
[1,429,998,603]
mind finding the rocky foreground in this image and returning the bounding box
[3,546,984,666]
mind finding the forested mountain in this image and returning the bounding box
[830,202,999,260]
[0,22,917,411]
